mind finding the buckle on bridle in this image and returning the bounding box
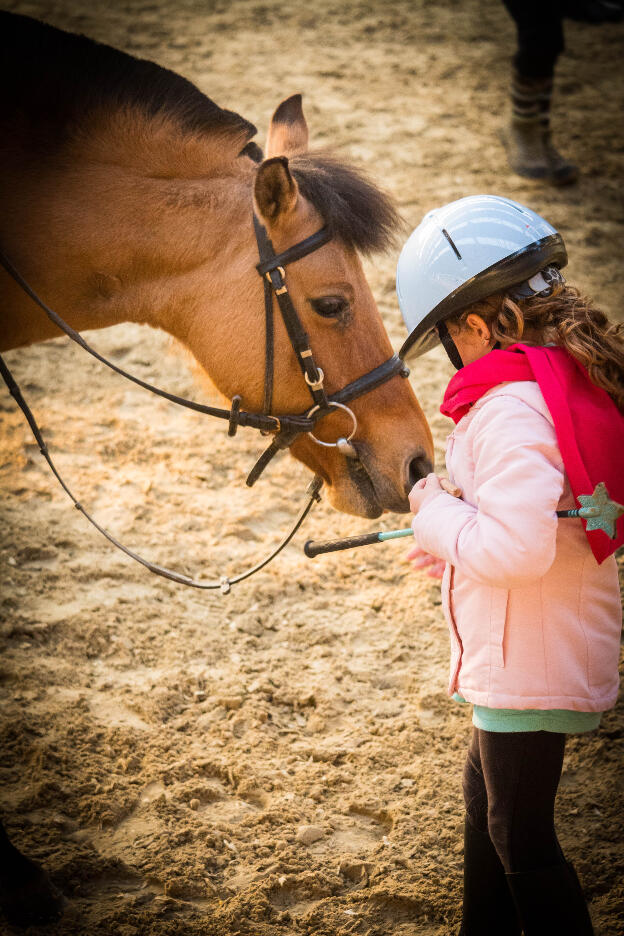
[265,266,287,295]
[228,394,242,437]
[304,366,325,392]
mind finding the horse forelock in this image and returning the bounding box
[0,11,257,170]
[289,153,404,256]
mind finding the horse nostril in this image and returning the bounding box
[407,454,433,492]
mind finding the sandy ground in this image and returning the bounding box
[1,1,623,934]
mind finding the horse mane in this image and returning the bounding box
[0,12,256,164]
[290,153,403,255]
[0,14,399,249]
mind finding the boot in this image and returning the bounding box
[501,71,578,185]
[459,817,521,935]
[506,860,594,935]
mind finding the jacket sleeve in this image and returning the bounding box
[411,393,565,588]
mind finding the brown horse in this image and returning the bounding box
[0,11,433,926]
[0,12,433,522]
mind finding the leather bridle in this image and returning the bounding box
[0,213,409,589]
[247,214,409,484]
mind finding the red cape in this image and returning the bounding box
[440,344,624,563]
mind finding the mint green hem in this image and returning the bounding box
[452,694,602,734]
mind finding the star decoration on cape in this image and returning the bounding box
[578,483,624,540]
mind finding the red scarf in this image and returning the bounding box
[440,344,624,563]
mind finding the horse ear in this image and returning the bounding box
[254,156,299,224]
[266,94,309,158]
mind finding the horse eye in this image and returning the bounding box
[310,296,350,318]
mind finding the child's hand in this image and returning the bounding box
[406,545,445,579]
[409,472,443,514]
[409,474,462,514]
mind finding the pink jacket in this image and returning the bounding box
[412,381,621,712]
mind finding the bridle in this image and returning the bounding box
[247,214,409,484]
[0,212,409,590]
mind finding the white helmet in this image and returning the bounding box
[397,195,567,362]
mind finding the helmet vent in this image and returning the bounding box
[441,228,462,261]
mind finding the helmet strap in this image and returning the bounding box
[437,321,464,370]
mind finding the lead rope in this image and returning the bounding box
[0,352,323,593]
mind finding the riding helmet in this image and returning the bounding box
[396,195,568,362]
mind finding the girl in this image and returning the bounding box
[395,195,623,936]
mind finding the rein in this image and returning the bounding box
[0,353,322,593]
[0,213,409,590]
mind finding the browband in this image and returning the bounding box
[255,225,332,276]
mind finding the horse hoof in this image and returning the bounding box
[0,861,64,928]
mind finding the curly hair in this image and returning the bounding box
[449,286,624,409]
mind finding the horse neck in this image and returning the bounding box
[121,167,267,396]
[105,169,257,337]
[1,144,258,352]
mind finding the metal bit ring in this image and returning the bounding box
[306,401,358,448]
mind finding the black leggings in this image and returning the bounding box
[502,1,565,78]
[463,727,566,873]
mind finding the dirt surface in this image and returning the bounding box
[1,1,623,934]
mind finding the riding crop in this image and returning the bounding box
[304,482,623,558]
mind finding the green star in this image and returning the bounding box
[578,483,624,540]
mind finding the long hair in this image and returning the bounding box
[450,286,624,409]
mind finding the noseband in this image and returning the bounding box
[0,212,409,590]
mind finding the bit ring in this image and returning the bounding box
[306,401,357,448]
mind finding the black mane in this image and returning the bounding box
[0,12,256,148]
[291,153,403,255]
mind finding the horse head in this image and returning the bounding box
[238,96,433,516]
[0,13,433,518]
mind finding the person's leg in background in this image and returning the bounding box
[478,728,595,935]
[500,0,578,184]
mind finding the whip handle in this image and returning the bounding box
[304,532,380,557]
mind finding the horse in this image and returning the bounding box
[0,11,433,926]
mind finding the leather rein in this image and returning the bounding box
[0,215,409,591]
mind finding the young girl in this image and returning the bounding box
[395,195,624,936]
